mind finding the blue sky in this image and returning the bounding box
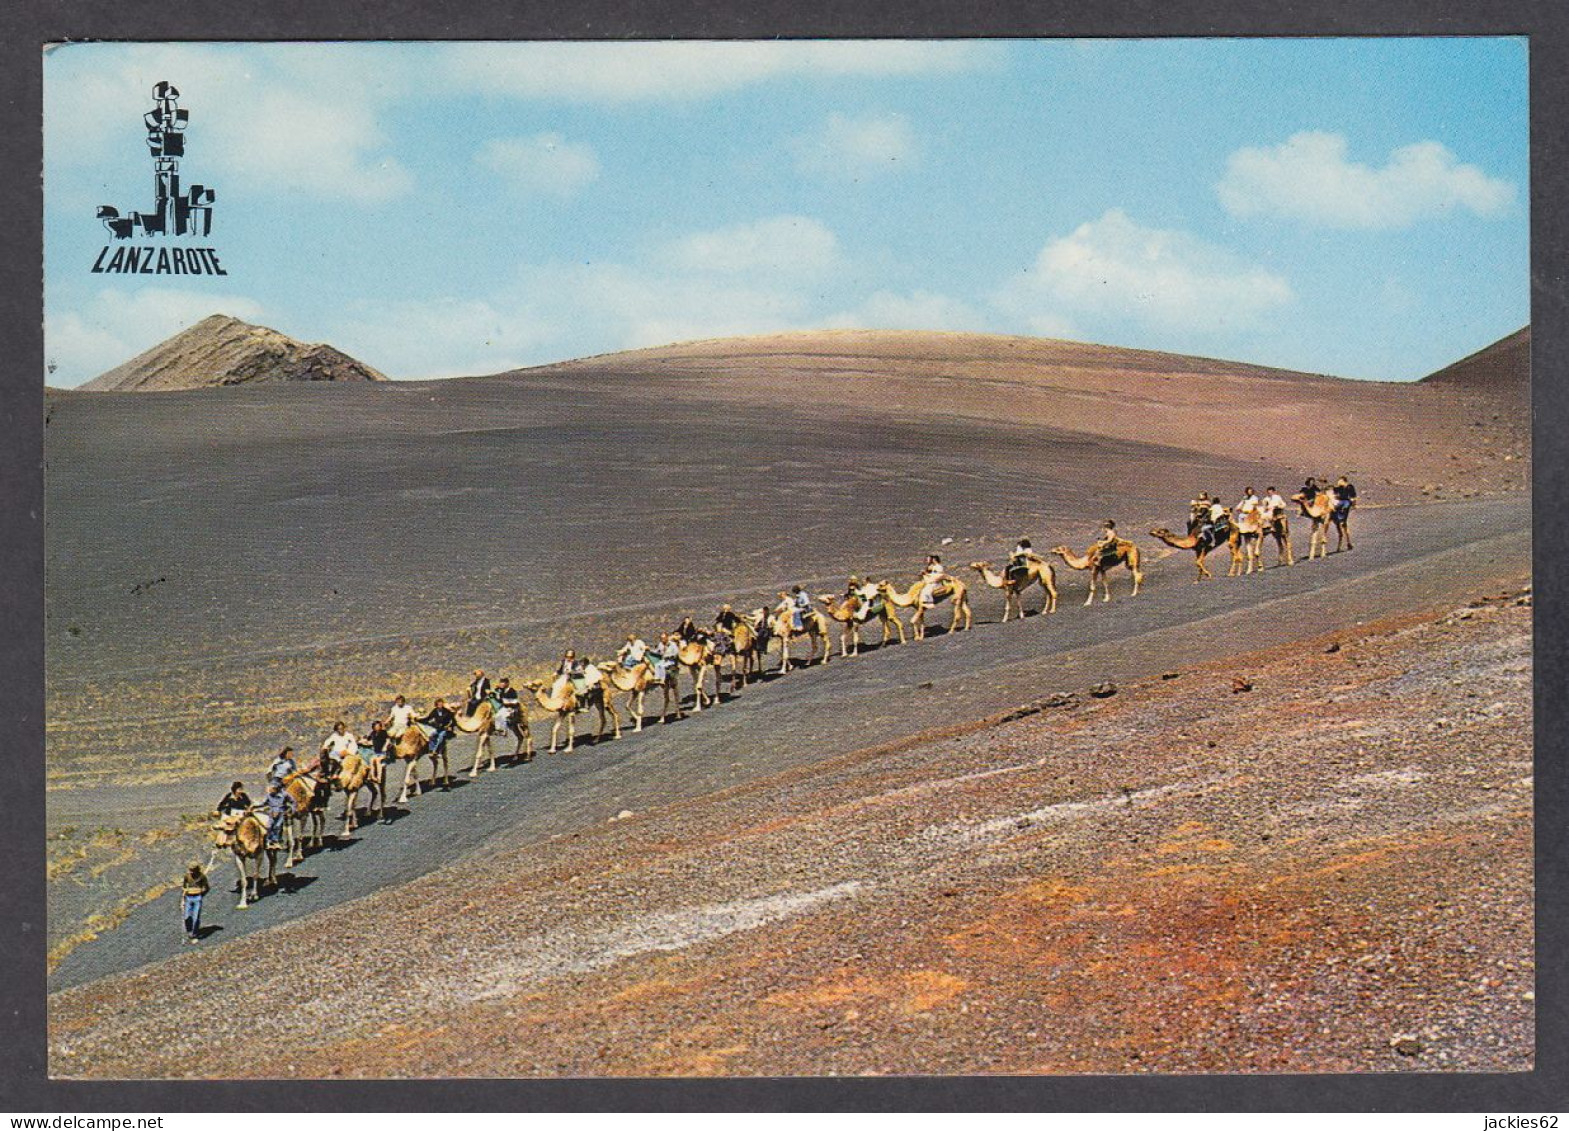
[43,38,1528,385]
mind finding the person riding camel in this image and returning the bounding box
[1236,486,1261,523]
[617,634,649,669]
[416,698,456,759]
[313,720,356,780]
[652,633,679,682]
[1332,474,1358,520]
[918,554,950,609]
[267,746,296,786]
[1202,494,1229,549]
[674,616,707,644]
[494,677,520,734]
[1007,538,1039,580]
[1092,520,1122,565]
[260,778,294,849]
[360,718,393,777]
[791,585,812,627]
[215,781,251,816]
[1262,485,1288,521]
[859,574,884,618]
[466,669,491,714]
[715,604,745,631]
[385,694,416,741]
[1298,475,1320,503]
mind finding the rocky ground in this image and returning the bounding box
[48,584,1533,1078]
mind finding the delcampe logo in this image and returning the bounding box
[91,81,228,276]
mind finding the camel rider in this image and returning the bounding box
[267,746,297,785]
[1092,521,1121,565]
[843,576,872,623]
[1298,475,1320,503]
[313,720,357,779]
[716,604,745,632]
[260,779,294,846]
[417,698,456,757]
[215,781,251,816]
[790,585,813,628]
[386,694,416,740]
[494,678,520,734]
[854,574,881,615]
[360,719,393,777]
[1200,494,1229,548]
[618,634,649,669]
[671,616,703,645]
[1236,487,1261,525]
[1008,539,1038,581]
[918,555,949,608]
[466,669,491,714]
[1333,475,1358,520]
[1262,486,1287,522]
[652,633,678,681]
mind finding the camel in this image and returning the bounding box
[818,591,906,656]
[281,770,328,864]
[676,638,721,711]
[451,698,530,779]
[1262,510,1294,566]
[1050,539,1144,605]
[726,612,773,688]
[1293,490,1350,559]
[968,558,1058,621]
[333,750,381,837]
[1154,514,1261,577]
[1231,509,1265,575]
[1150,526,1234,581]
[210,811,278,910]
[768,604,834,671]
[389,724,432,807]
[523,676,580,753]
[598,660,679,732]
[875,577,972,640]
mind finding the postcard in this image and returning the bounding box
[41,38,1532,1081]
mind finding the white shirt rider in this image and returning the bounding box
[387,702,416,738]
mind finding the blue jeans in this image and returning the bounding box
[182,893,203,936]
[430,729,451,755]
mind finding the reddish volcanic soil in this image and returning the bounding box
[48,586,1533,1078]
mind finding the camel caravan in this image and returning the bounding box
[207,478,1358,911]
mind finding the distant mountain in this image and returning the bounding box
[81,314,387,392]
[1420,326,1529,396]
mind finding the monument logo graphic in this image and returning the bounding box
[90,81,227,275]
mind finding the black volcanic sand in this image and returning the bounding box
[48,488,1527,990]
[43,370,1526,973]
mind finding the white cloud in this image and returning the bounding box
[440,41,996,103]
[996,209,1293,335]
[660,215,842,278]
[825,290,988,332]
[790,112,918,179]
[326,297,558,378]
[1217,130,1515,229]
[45,286,266,385]
[477,134,601,198]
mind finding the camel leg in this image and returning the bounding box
[233,852,249,909]
[565,713,576,753]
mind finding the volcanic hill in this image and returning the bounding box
[80,314,387,392]
[1419,325,1530,403]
